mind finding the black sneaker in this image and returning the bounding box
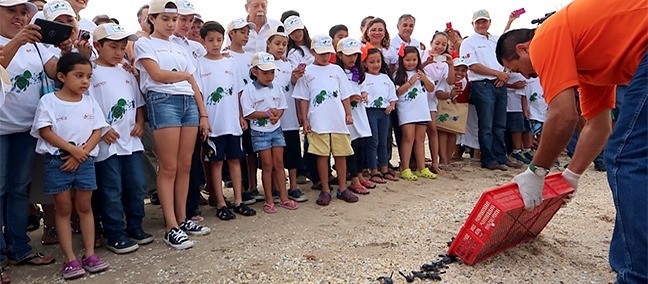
[594,160,606,172]
[249,188,265,201]
[164,227,193,250]
[179,220,211,236]
[127,229,154,245]
[241,191,256,205]
[149,192,160,205]
[106,237,139,254]
[288,188,308,202]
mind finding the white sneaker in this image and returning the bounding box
[164,227,194,250]
[179,220,211,236]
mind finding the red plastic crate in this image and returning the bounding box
[447,173,574,265]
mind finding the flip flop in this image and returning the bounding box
[347,185,370,195]
[382,171,399,182]
[278,200,299,210]
[10,252,55,266]
[370,173,387,184]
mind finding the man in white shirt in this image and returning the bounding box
[460,9,519,171]
[241,0,280,54]
[391,14,420,52]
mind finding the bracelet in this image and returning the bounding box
[200,115,208,118]
[265,110,272,117]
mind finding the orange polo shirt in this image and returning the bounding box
[529,0,648,119]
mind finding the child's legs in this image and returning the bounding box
[152,127,182,230]
[399,124,416,170]
[377,113,391,172]
[246,154,258,190]
[414,124,428,171]
[438,131,449,165]
[316,156,331,193]
[173,127,198,223]
[54,191,75,262]
[186,139,204,219]
[446,133,457,161]
[258,149,274,202]
[74,190,95,257]
[282,130,301,189]
[334,156,347,190]
[94,155,126,241]
[346,140,360,184]
[366,109,381,171]
[227,159,243,205]
[511,131,523,150]
[426,112,439,165]
[121,152,147,233]
[522,131,534,149]
[209,161,225,207]
[356,138,369,181]
[271,147,288,201]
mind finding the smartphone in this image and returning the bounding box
[512,8,526,17]
[78,30,91,42]
[297,63,307,69]
[454,82,463,89]
[434,55,446,62]
[446,22,453,31]
[35,18,73,46]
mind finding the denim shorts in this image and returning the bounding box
[250,128,286,152]
[146,91,199,130]
[506,112,530,132]
[44,155,97,194]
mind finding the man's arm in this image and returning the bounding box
[567,109,612,174]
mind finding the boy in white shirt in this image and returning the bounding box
[196,21,256,220]
[293,35,358,206]
[505,73,533,164]
[524,77,548,140]
[88,23,152,254]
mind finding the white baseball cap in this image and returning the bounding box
[43,0,74,21]
[227,18,256,33]
[93,23,138,41]
[337,38,361,55]
[0,0,37,13]
[251,52,276,71]
[148,0,177,15]
[268,24,287,38]
[472,9,491,23]
[453,58,468,67]
[176,0,195,15]
[283,15,304,35]
[311,34,335,54]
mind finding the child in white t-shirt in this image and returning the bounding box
[293,35,359,206]
[88,23,152,255]
[393,46,436,181]
[197,21,256,220]
[524,77,548,140]
[31,53,109,280]
[267,25,308,202]
[226,18,259,198]
[435,58,469,169]
[336,38,373,195]
[505,72,533,164]
[284,16,314,67]
[241,52,299,214]
[422,32,456,172]
[361,47,398,182]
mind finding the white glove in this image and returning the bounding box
[562,168,581,204]
[513,168,545,211]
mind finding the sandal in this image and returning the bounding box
[263,203,278,214]
[10,252,55,266]
[360,179,376,189]
[370,173,387,184]
[382,171,399,181]
[216,206,236,220]
[415,168,437,179]
[277,200,299,210]
[1,267,10,284]
[41,225,59,245]
[347,184,370,195]
[400,169,418,181]
[233,203,257,216]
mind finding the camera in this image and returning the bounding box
[78,30,91,41]
[531,11,556,25]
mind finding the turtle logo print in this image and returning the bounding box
[437,113,459,122]
[207,86,234,105]
[253,117,269,127]
[405,88,419,101]
[108,98,136,124]
[11,70,42,93]
[372,96,385,108]
[312,90,339,107]
[530,92,539,102]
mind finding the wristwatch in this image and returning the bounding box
[529,163,549,177]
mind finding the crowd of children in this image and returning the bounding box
[0,0,554,281]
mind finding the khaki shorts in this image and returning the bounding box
[307,133,354,157]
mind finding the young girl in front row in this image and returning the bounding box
[31,53,110,280]
[394,46,437,181]
[336,38,373,195]
[241,52,300,214]
[361,47,398,183]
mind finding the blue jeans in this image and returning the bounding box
[367,108,391,169]
[567,124,604,163]
[469,80,508,166]
[0,131,37,261]
[605,50,648,284]
[95,152,147,241]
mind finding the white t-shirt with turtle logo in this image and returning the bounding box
[275,60,300,131]
[396,70,432,125]
[292,64,354,134]
[87,64,145,162]
[196,56,245,137]
[134,37,196,96]
[229,50,254,87]
[343,69,372,141]
[361,73,397,109]
[0,36,55,135]
[31,93,108,157]
[422,58,450,112]
[525,77,548,122]
[241,82,288,133]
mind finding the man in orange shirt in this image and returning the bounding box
[495,0,647,282]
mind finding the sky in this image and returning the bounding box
[81,0,572,45]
